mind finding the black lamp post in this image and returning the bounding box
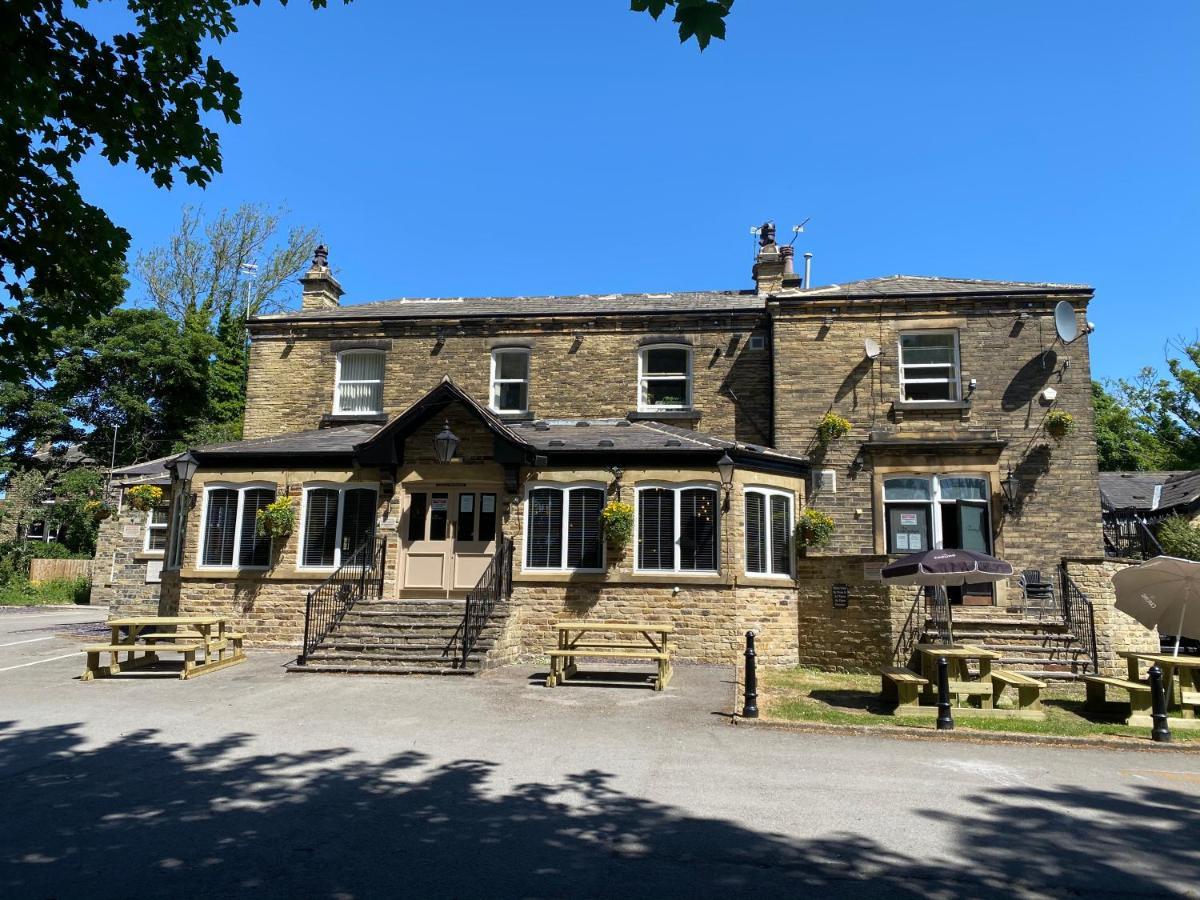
[717,452,735,506]
[170,451,198,483]
[433,420,460,463]
[1000,467,1018,513]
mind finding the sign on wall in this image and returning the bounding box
[832,583,850,609]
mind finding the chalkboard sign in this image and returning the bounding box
[832,584,850,609]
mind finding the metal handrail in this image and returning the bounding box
[926,586,954,646]
[455,537,513,668]
[1058,566,1099,675]
[892,588,923,665]
[298,534,387,664]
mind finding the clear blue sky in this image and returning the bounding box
[76,1,1198,383]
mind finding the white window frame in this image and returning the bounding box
[743,486,794,578]
[897,330,961,402]
[633,482,720,575]
[882,474,991,553]
[638,344,693,412]
[332,349,385,415]
[297,482,380,571]
[143,503,170,554]
[195,482,276,571]
[490,348,531,414]
[520,481,607,573]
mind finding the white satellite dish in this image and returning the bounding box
[1054,300,1079,344]
[864,337,881,360]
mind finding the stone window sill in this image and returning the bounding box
[891,399,971,423]
[133,551,165,562]
[626,410,702,424]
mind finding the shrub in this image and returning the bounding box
[795,508,835,549]
[256,495,296,539]
[816,412,852,445]
[1157,516,1200,561]
[126,484,164,512]
[0,577,90,607]
[601,501,634,547]
[1044,409,1075,441]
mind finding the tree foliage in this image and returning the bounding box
[632,0,734,49]
[1092,382,1172,471]
[1157,516,1200,562]
[0,0,337,383]
[1100,339,1200,471]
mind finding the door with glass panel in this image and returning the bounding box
[400,487,499,597]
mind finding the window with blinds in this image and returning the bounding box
[524,485,604,570]
[637,488,677,571]
[334,350,385,414]
[200,485,277,568]
[302,485,378,568]
[744,488,793,576]
[637,485,720,573]
[567,488,604,569]
[679,488,717,571]
[525,488,563,568]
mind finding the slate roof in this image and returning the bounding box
[1099,470,1200,513]
[192,424,380,460]
[109,453,180,486]
[786,275,1091,299]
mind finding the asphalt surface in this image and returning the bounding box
[1,605,1197,898]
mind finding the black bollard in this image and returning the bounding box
[742,631,759,719]
[936,656,954,731]
[1149,664,1171,744]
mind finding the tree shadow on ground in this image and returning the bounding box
[0,720,1195,898]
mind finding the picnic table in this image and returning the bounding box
[81,616,246,681]
[546,622,673,691]
[915,643,1002,710]
[1120,651,1200,724]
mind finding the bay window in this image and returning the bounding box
[898,331,960,402]
[638,345,692,411]
[524,484,605,571]
[199,484,276,568]
[637,485,718,573]
[745,487,793,577]
[491,348,530,414]
[301,485,378,568]
[334,349,385,414]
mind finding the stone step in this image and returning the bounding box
[979,643,1080,656]
[321,639,495,652]
[306,650,467,665]
[286,663,477,676]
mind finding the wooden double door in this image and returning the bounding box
[399,485,500,598]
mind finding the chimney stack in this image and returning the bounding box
[300,244,344,311]
[752,222,786,294]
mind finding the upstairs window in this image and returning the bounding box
[745,487,793,577]
[301,485,378,568]
[898,331,960,402]
[638,345,692,411]
[491,348,530,414]
[144,505,170,552]
[524,484,605,571]
[334,350,385,414]
[199,485,276,568]
[636,485,718,573]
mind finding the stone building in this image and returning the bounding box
[152,230,1155,676]
[92,457,174,617]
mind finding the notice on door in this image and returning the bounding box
[899,512,918,527]
[431,496,448,512]
[481,494,495,513]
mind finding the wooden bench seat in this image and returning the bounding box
[547,649,669,660]
[991,668,1046,712]
[83,642,203,653]
[1083,675,1152,717]
[880,666,928,710]
[1182,690,1200,707]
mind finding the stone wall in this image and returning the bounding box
[91,483,165,617]
[1063,557,1158,677]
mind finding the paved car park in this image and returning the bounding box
[1,610,1198,898]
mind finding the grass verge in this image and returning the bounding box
[0,577,92,607]
[762,666,1199,743]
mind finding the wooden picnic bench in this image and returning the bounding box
[885,646,1046,719]
[880,666,928,710]
[546,622,673,691]
[81,616,246,681]
[1082,675,1153,722]
[990,669,1046,714]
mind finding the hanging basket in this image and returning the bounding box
[256,496,296,539]
[795,508,835,550]
[816,412,852,445]
[85,500,112,522]
[126,484,163,512]
[1044,410,1075,441]
[601,501,634,548]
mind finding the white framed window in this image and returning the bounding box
[333,349,385,414]
[638,344,692,411]
[197,484,277,569]
[635,483,719,574]
[744,487,793,577]
[883,475,990,555]
[898,331,960,402]
[299,483,379,569]
[144,504,170,552]
[164,487,189,571]
[522,482,606,572]
[490,348,530,414]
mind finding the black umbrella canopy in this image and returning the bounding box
[881,548,1014,586]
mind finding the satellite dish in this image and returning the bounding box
[864,337,881,360]
[1054,300,1079,344]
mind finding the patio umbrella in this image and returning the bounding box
[1112,555,1200,656]
[882,549,1015,645]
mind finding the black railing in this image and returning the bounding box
[1058,566,1099,675]
[454,537,513,668]
[298,535,387,665]
[926,586,954,646]
[892,588,924,665]
[1103,512,1163,560]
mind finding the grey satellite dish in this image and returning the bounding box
[864,337,881,360]
[1054,300,1079,344]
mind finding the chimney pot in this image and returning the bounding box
[300,244,343,311]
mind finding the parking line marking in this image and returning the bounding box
[0,652,79,673]
[0,637,55,648]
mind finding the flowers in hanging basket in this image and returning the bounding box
[1044,409,1075,441]
[816,411,852,445]
[126,484,163,512]
[600,501,634,547]
[795,508,835,549]
[256,495,296,539]
[84,499,112,522]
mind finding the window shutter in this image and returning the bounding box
[638,489,674,570]
[680,488,717,571]
[239,488,276,567]
[303,489,339,567]
[341,489,378,558]
[202,489,238,566]
[770,494,791,575]
[526,488,563,568]
[567,488,604,569]
[745,492,765,574]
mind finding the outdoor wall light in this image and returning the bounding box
[717,452,735,500]
[1000,467,1018,513]
[433,420,460,463]
[169,451,198,483]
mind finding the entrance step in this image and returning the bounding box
[285,663,477,676]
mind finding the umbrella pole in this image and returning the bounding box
[1174,604,1185,657]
